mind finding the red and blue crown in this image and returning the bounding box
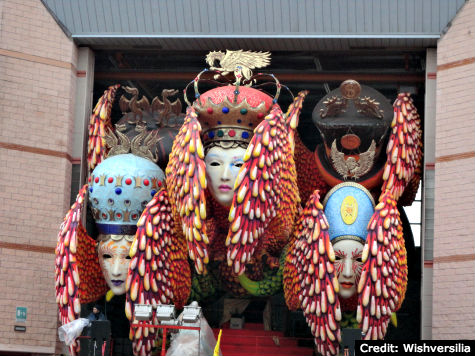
[183,51,290,146]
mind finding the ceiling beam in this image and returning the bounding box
[95,71,424,83]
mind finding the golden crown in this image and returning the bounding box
[183,50,289,147]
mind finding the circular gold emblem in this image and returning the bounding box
[341,195,358,225]
[340,80,361,99]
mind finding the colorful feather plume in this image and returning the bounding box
[87,84,120,174]
[226,92,307,275]
[165,107,209,274]
[355,92,420,340]
[125,188,191,355]
[357,192,407,340]
[284,190,342,356]
[381,93,422,201]
[55,184,107,355]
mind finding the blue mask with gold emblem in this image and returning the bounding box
[323,183,375,244]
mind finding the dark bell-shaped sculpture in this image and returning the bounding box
[311,80,393,184]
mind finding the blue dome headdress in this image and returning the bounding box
[88,126,165,236]
[323,182,375,244]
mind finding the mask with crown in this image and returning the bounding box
[121,50,308,356]
[285,79,421,354]
[55,119,166,355]
[88,153,165,298]
[158,49,309,276]
[323,183,375,300]
[184,68,281,209]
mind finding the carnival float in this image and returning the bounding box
[55,50,422,356]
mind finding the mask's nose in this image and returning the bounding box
[111,259,122,277]
[221,165,231,181]
[342,259,353,279]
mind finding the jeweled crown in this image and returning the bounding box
[184,50,288,147]
[194,86,274,146]
[88,154,165,235]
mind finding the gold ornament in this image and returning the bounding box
[330,140,376,179]
[205,50,271,85]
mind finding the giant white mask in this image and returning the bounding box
[97,235,133,296]
[332,238,364,299]
[205,146,246,207]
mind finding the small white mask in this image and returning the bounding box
[205,146,246,207]
[98,236,133,296]
[332,238,364,299]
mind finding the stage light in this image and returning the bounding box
[155,304,177,325]
[182,301,202,325]
[134,304,153,321]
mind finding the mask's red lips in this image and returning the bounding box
[340,282,354,289]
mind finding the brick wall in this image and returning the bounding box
[0,0,77,353]
[433,0,475,339]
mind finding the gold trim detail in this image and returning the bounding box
[97,234,135,243]
[205,50,271,85]
[105,124,161,162]
[331,235,365,245]
[115,175,124,187]
[330,140,376,179]
[320,79,383,119]
[341,195,358,225]
[151,178,159,190]
[195,96,268,146]
[323,182,375,208]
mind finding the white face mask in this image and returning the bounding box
[332,239,364,299]
[205,146,246,207]
[97,236,133,296]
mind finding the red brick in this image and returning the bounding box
[0,0,77,351]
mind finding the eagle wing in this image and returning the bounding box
[221,50,271,71]
[125,188,191,355]
[381,93,423,201]
[357,192,408,340]
[355,94,419,341]
[354,140,376,178]
[226,92,307,275]
[166,107,209,274]
[55,185,107,355]
[283,190,342,356]
[87,85,120,174]
[330,140,348,178]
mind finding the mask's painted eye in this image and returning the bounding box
[355,257,362,263]
[126,255,131,260]
[209,161,221,166]
[234,162,244,168]
[102,254,112,259]
[334,255,342,261]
